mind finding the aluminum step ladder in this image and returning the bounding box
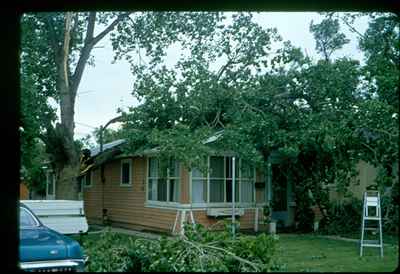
[360,191,383,257]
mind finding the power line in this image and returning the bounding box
[76,121,97,129]
[77,90,97,96]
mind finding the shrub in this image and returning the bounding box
[381,192,399,234]
[319,198,362,235]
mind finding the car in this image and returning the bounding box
[19,202,88,272]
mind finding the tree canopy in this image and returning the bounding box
[114,12,398,230]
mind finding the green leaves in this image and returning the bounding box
[310,17,350,61]
[130,224,279,272]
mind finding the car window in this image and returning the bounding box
[20,207,39,227]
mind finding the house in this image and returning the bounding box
[78,137,273,234]
[47,132,392,234]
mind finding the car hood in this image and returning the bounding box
[19,227,70,262]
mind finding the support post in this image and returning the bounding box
[255,207,259,232]
[232,157,236,239]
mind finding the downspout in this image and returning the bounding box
[100,126,107,225]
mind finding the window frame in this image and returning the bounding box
[146,157,180,206]
[120,158,133,187]
[191,156,256,206]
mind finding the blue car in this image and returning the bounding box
[19,202,88,272]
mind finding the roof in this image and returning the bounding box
[89,139,126,157]
[202,130,224,144]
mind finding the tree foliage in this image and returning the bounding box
[20,11,223,197]
[118,12,398,231]
[83,224,281,272]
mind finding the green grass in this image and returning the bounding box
[71,230,398,272]
[275,234,399,272]
[333,231,399,246]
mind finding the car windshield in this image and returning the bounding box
[20,207,39,227]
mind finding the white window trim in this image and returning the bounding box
[83,171,92,188]
[146,157,181,204]
[120,158,133,186]
[191,156,256,206]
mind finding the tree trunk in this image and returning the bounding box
[56,163,80,200]
[53,12,81,200]
[46,12,129,200]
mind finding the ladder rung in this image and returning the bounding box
[362,240,380,244]
[364,217,380,220]
[364,227,379,231]
[362,244,382,247]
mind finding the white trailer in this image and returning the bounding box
[20,200,89,235]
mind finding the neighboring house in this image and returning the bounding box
[329,161,378,201]
[20,181,30,200]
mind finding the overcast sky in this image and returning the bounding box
[70,12,369,142]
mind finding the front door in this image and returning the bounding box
[271,165,288,227]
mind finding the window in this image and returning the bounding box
[192,167,207,203]
[191,156,255,204]
[120,159,133,186]
[20,207,39,227]
[148,157,180,203]
[240,160,254,203]
[84,171,92,187]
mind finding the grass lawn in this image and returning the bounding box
[72,230,398,272]
[275,234,399,272]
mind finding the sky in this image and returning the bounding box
[70,12,370,143]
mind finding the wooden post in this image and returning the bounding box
[180,210,186,236]
[255,207,259,232]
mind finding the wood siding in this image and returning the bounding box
[83,167,102,223]
[84,157,264,233]
[84,157,180,232]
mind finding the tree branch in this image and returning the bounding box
[362,142,379,164]
[341,16,365,40]
[216,58,233,81]
[70,13,130,96]
[61,13,73,91]
[85,12,96,43]
[91,13,130,46]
